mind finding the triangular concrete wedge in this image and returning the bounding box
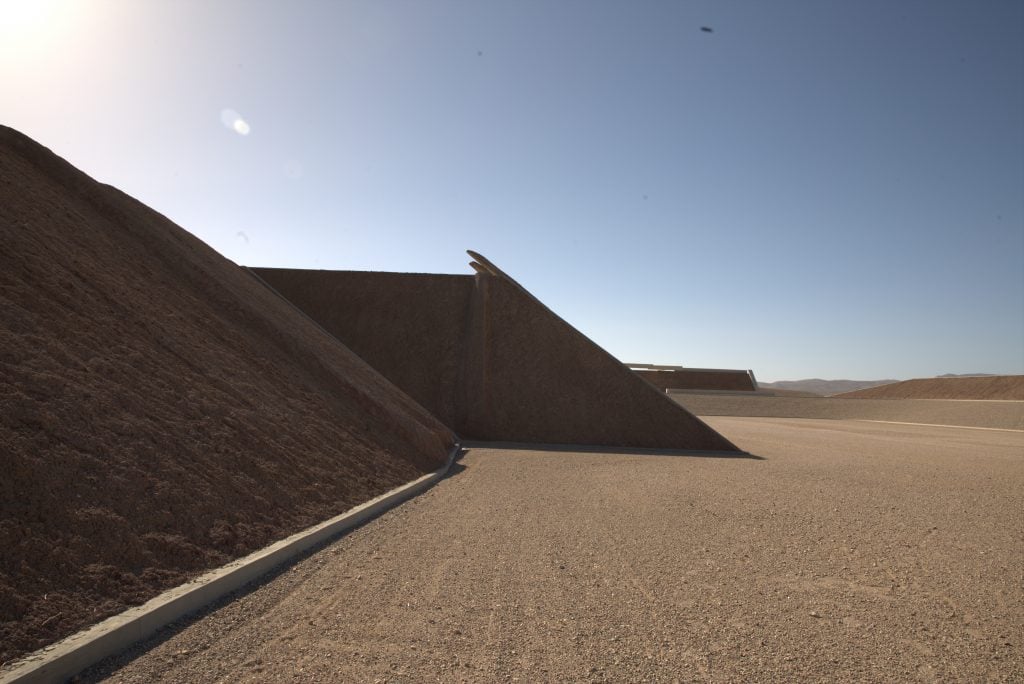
[252,256,740,452]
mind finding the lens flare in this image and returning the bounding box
[219,108,250,136]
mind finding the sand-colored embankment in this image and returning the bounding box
[837,375,1024,400]
[670,393,1024,430]
[633,368,755,392]
[0,126,454,664]
[252,268,737,452]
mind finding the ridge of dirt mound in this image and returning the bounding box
[0,126,454,663]
[251,267,739,452]
[835,375,1024,400]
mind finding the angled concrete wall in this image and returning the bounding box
[634,369,756,392]
[246,270,473,429]
[253,264,739,452]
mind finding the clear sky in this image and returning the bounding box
[2,0,1022,382]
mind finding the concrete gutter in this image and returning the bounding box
[1,445,461,684]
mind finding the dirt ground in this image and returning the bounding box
[79,418,1023,683]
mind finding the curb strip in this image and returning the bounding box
[1,445,460,684]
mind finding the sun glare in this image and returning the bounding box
[0,0,73,54]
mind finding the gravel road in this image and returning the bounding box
[85,418,1023,682]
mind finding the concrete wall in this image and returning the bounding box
[634,369,756,392]
[462,274,737,450]
[246,270,473,429]
[252,268,740,452]
[669,393,1024,430]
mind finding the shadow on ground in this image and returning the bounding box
[459,440,764,460]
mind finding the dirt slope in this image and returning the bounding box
[0,126,454,663]
[836,375,1024,400]
[252,267,738,452]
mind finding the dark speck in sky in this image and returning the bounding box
[700,26,714,33]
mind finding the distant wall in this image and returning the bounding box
[634,369,756,392]
[252,268,740,452]
[669,394,1024,431]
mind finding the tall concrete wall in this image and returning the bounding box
[634,369,756,392]
[253,266,739,452]
[247,270,473,429]
[670,394,1024,431]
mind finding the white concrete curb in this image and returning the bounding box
[1,445,461,684]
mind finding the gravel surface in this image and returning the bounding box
[83,418,1023,683]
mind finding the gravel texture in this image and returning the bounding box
[80,418,1023,683]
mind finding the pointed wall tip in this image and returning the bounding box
[466,250,506,278]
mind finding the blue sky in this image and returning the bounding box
[2,0,1021,381]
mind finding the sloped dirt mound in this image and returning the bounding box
[836,376,1024,400]
[0,126,454,664]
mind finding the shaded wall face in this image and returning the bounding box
[252,268,739,452]
[463,276,737,451]
[252,270,475,428]
[634,369,756,392]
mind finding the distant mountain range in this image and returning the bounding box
[759,374,998,396]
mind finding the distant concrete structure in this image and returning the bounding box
[251,254,740,453]
[627,364,759,393]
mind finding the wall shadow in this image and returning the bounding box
[459,440,764,460]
